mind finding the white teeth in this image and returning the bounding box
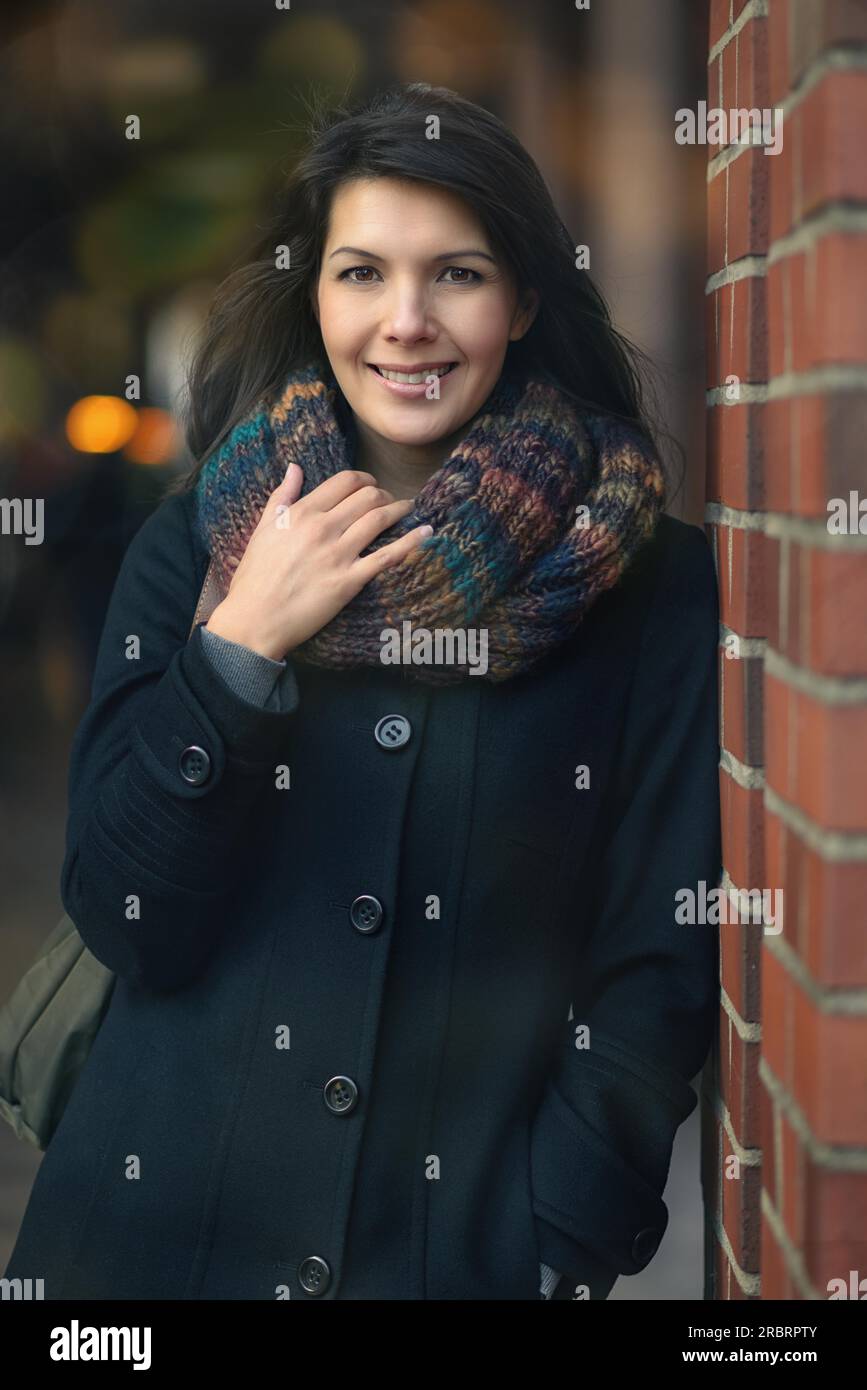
[376,365,454,383]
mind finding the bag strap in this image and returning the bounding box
[188,556,222,638]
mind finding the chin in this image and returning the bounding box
[377,418,461,447]
[374,429,446,448]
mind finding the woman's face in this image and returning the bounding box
[312,177,538,449]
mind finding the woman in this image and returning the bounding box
[5,82,721,1301]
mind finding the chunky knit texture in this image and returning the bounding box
[194,362,667,684]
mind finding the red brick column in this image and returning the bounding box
[704,0,867,1300]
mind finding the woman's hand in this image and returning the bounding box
[204,462,432,661]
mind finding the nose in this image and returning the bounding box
[381,276,436,342]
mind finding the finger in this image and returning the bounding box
[304,469,381,513]
[352,524,434,585]
[339,497,416,555]
[260,461,305,530]
[331,486,405,538]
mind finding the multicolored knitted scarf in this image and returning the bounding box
[193,362,666,684]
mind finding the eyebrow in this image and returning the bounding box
[328,246,497,265]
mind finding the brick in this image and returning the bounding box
[711,0,733,51]
[796,694,867,831]
[721,769,766,887]
[766,807,867,988]
[722,44,738,126]
[780,1106,806,1246]
[708,165,728,276]
[759,939,792,1091]
[767,0,791,108]
[722,1024,763,1150]
[804,1236,867,1297]
[763,397,792,512]
[766,258,789,378]
[770,240,867,373]
[707,400,766,510]
[766,633,867,822]
[803,546,867,677]
[722,1141,762,1271]
[764,532,781,646]
[803,849,867,988]
[789,0,867,89]
[790,249,812,375]
[720,644,764,765]
[764,669,792,805]
[716,524,769,635]
[720,901,763,1020]
[777,533,802,660]
[768,105,796,242]
[804,1235,867,1298]
[766,672,867,830]
[812,234,867,364]
[760,1209,792,1296]
[713,1229,733,1299]
[804,1161,867,1275]
[737,15,771,115]
[761,391,867,522]
[763,800,800,957]
[764,796,786,903]
[709,52,725,168]
[722,272,768,384]
[733,271,766,383]
[804,402,866,517]
[760,1074,776,1206]
[728,147,771,260]
[801,73,867,218]
[792,982,867,1144]
[706,285,721,390]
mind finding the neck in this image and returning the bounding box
[352,414,477,502]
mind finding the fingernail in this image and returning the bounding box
[419,524,434,536]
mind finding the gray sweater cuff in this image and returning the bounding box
[539,1261,562,1298]
[199,623,299,711]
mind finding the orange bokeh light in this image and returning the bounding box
[123,407,179,465]
[65,395,138,453]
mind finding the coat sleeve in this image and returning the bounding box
[530,520,722,1297]
[60,489,300,993]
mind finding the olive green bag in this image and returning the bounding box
[0,914,116,1150]
[0,558,222,1151]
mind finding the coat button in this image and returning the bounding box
[631,1228,661,1267]
[374,714,412,749]
[178,745,211,785]
[349,894,384,934]
[324,1075,359,1115]
[298,1256,331,1295]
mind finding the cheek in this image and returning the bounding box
[317,290,367,348]
[450,298,515,360]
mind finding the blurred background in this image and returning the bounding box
[0,0,710,1296]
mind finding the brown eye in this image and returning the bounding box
[340,266,379,284]
[440,267,481,284]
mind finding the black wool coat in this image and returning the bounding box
[5,484,722,1301]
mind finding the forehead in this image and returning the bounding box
[324,177,491,249]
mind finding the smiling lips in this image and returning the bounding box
[369,362,458,384]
